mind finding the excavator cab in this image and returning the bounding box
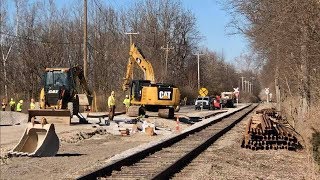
[131,80,151,101]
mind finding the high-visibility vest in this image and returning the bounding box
[123,98,130,108]
[9,100,15,107]
[30,102,35,109]
[16,102,22,112]
[108,95,115,108]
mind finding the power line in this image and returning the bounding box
[0,31,81,45]
[125,32,139,46]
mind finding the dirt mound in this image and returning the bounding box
[0,111,28,125]
[60,128,107,143]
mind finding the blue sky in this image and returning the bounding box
[182,0,248,62]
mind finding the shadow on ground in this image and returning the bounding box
[55,153,86,157]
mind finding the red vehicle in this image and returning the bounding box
[212,95,221,109]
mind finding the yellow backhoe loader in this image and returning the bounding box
[9,66,94,157]
[28,65,94,124]
[123,43,181,119]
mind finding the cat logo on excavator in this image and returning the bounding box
[158,90,172,100]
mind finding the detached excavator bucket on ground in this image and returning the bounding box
[8,123,60,157]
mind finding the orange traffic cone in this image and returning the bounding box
[176,116,180,133]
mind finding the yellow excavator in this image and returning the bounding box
[9,66,94,157]
[123,43,180,119]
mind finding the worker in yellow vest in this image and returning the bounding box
[107,91,116,121]
[9,98,15,111]
[123,95,130,113]
[30,98,35,109]
[16,100,23,112]
[1,98,7,111]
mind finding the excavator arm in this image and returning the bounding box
[71,66,92,96]
[122,43,155,91]
[71,65,96,111]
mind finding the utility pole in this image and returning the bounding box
[125,32,139,80]
[243,80,247,92]
[240,76,245,92]
[194,53,204,90]
[83,0,88,79]
[161,43,174,80]
[125,32,139,46]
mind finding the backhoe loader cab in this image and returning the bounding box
[43,68,75,109]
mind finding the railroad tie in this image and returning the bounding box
[242,108,301,151]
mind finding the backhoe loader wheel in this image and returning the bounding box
[73,96,80,115]
[67,102,74,117]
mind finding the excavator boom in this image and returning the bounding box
[123,43,155,91]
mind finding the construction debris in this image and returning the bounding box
[119,128,130,136]
[241,108,301,151]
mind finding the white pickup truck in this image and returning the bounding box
[194,96,213,110]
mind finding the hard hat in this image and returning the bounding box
[126,95,129,98]
[19,100,23,103]
[11,98,13,101]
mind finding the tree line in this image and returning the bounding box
[225,0,320,127]
[0,0,259,110]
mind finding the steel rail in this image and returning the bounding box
[77,104,257,179]
[152,104,257,179]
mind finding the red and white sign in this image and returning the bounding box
[265,88,269,95]
[233,87,239,98]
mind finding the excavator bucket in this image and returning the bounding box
[28,109,71,125]
[8,123,60,157]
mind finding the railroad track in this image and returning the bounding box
[78,104,258,180]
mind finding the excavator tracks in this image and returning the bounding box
[77,104,258,179]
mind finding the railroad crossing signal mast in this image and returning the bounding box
[233,87,239,105]
[265,88,270,103]
[198,87,208,111]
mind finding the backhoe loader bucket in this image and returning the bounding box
[28,109,71,125]
[8,123,60,157]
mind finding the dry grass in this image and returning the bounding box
[281,97,320,177]
[309,104,320,173]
